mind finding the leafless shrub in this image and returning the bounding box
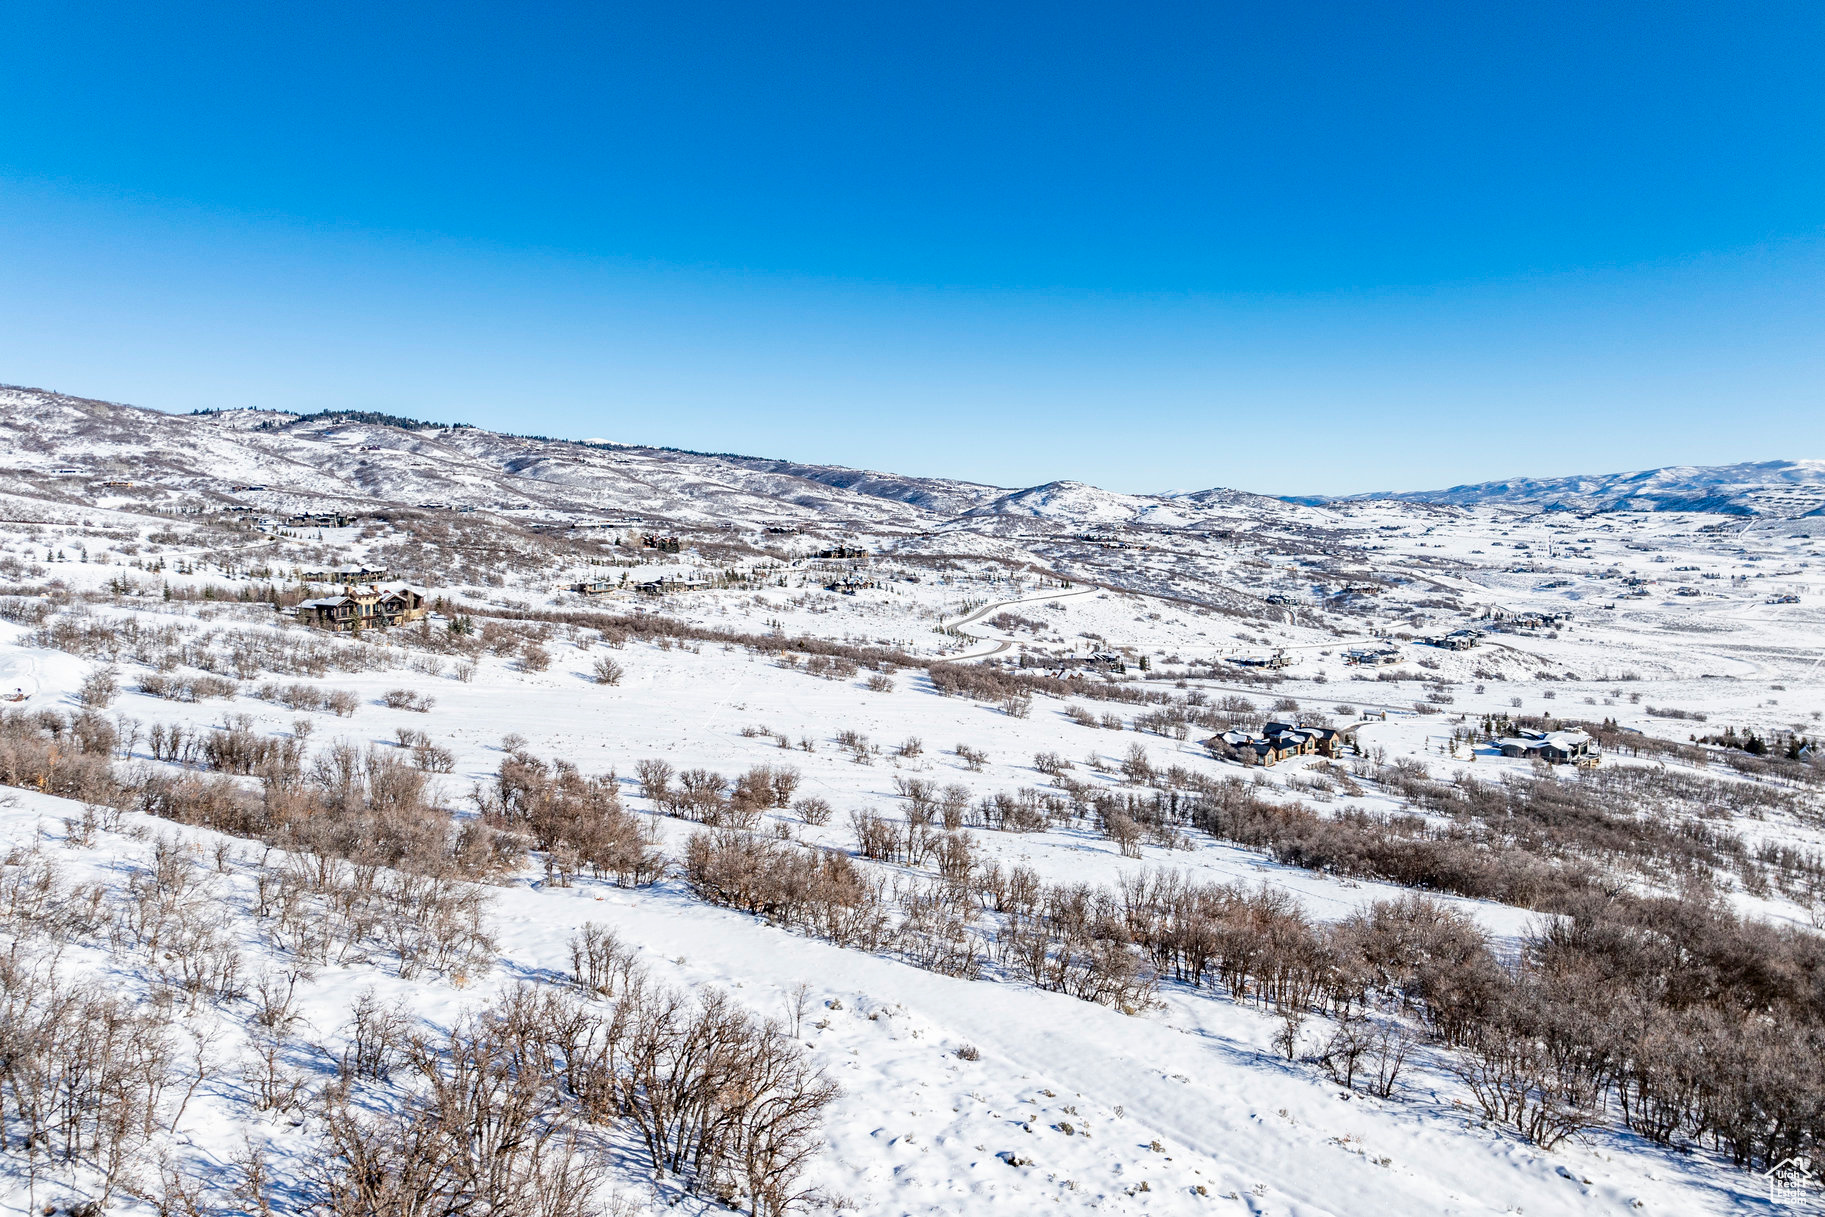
[341,986,412,1082]
[1363,1020,1414,1099]
[312,996,604,1217]
[1101,811,1143,858]
[1449,1008,1602,1150]
[605,982,841,1214]
[769,767,800,808]
[243,971,311,1114]
[894,776,934,818]
[931,832,976,886]
[0,954,178,1205]
[992,885,1156,1012]
[794,797,832,827]
[381,687,436,712]
[79,663,120,708]
[783,981,814,1037]
[955,744,987,772]
[895,879,982,979]
[635,757,674,804]
[567,922,641,998]
[408,653,447,678]
[685,829,891,952]
[258,681,339,713]
[140,672,238,702]
[732,766,786,821]
[482,753,663,886]
[591,656,625,685]
[849,810,900,862]
[196,713,304,778]
[1318,1015,1377,1089]
[1273,1006,1305,1059]
[411,739,457,773]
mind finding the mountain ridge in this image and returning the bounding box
[7,382,1823,527]
[1289,459,1825,517]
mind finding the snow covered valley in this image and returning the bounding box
[0,396,1822,1216]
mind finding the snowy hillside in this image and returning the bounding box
[0,385,980,531]
[0,383,1360,612]
[1,381,1824,1216]
[0,385,1330,543]
[1307,459,1825,517]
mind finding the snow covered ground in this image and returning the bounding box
[8,774,1783,1217]
[1,411,1823,1214]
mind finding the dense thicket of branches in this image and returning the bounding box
[481,750,663,887]
[0,735,835,1213]
[675,762,1825,1170]
[313,975,838,1217]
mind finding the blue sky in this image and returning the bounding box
[1,1,1821,495]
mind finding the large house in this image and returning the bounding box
[1344,646,1401,666]
[297,585,429,632]
[1205,721,1352,767]
[1494,728,1599,765]
[299,564,390,584]
[1422,628,1483,651]
[633,575,707,596]
[1233,650,1294,669]
[1485,609,1572,632]
[1018,651,1126,674]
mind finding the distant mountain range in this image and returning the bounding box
[0,385,1321,542]
[5,382,1820,532]
[1288,460,1825,517]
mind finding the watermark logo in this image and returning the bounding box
[1765,1156,1820,1207]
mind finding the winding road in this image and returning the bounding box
[937,585,1099,661]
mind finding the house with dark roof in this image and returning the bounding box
[1205,722,1353,767]
[1494,728,1598,764]
[297,585,428,632]
[299,564,390,584]
[1344,646,1401,666]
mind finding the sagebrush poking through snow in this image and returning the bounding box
[2,412,1825,1213]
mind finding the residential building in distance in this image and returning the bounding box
[296,585,428,632]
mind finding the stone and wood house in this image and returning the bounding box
[297,585,429,632]
[1205,721,1353,767]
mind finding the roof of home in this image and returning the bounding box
[1498,730,1593,752]
[299,583,422,609]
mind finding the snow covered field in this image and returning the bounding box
[1,406,1823,1215]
